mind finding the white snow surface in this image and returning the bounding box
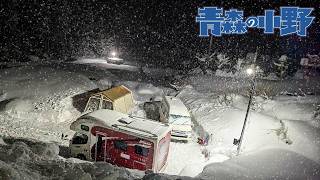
[174,85,320,177]
[0,63,319,179]
[0,66,99,144]
[198,148,320,180]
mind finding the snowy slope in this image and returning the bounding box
[0,66,99,144]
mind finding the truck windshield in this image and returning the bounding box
[169,114,191,125]
[72,133,88,144]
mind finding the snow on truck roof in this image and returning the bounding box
[165,96,190,117]
[71,109,170,139]
[94,85,132,101]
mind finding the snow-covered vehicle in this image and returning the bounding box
[301,54,320,67]
[107,51,124,64]
[274,55,289,78]
[163,96,192,141]
[107,57,124,64]
[144,96,192,141]
[300,54,320,78]
[69,109,171,172]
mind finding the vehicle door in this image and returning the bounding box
[94,132,108,162]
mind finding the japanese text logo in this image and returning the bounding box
[196,7,315,37]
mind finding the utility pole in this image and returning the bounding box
[234,47,258,155]
[235,76,255,155]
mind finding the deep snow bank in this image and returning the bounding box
[1,137,318,180]
[0,66,102,144]
[198,149,320,180]
[176,85,320,176]
[116,81,166,102]
[0,137,141,180]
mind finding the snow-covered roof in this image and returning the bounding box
[164,96,190,117]
[71,109,170,139]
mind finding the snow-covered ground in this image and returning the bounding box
[176,86,320,177]
[187,73,320,95]
[0,60,319,179]
[198,148,320,179]
[0,66,98,144]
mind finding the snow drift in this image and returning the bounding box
[0,137,141,180]
[198,149,320,180]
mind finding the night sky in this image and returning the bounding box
[0,0,319,68]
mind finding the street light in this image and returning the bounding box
[246,68,254,75]
[111,51,117,57]
[234,66,256,155]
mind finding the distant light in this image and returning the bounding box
[111,51,116,57]
[246,68,254,75]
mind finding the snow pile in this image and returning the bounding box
[0,66,99,143]
[0,66,96,99]
[176,85,320,176]
[261,96,320,122]
[95,78,113,90]
[0,137,6,146]
[116,81,174,102]
[0,137,141,180]
[0,136,318,179]
[198,149,320,180]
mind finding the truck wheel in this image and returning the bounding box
[77,154,86,160]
